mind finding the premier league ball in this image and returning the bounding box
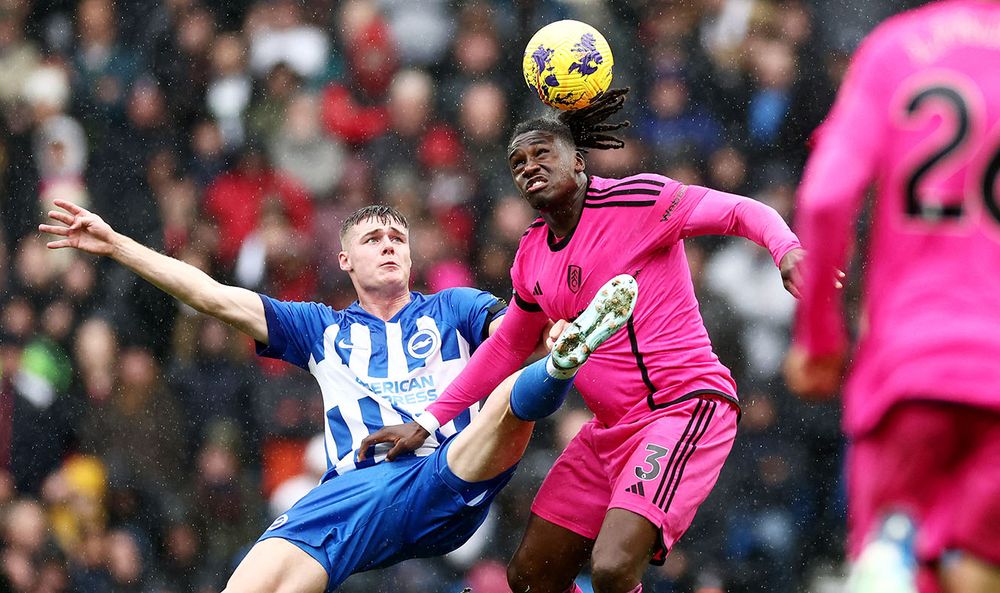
[522,20,614,111]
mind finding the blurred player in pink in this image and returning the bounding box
[363,88,803,593]
[786,2,1000,593]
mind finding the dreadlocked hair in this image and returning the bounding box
[510,87,631,154]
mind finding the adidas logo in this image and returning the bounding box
[625,482,645,496]
[532,282,543,296]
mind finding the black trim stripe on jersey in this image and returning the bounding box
[547,223,579,252]
[627,318,657,394]
[648,399,706,509]
[659,400,717,512]
[512,292,543,312]
[521,219,546,237]
[587,188,661,201]
[480,298,508,342]
[652,399,717,511]
[584,200,657,209]
[588,177,665,195]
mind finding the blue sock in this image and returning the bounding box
[509,356,576,421]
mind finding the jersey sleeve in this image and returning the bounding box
[443,287,508,351]
[680,188,801,268]
[255,294,339,369]
[634,175,711,250]
[794,29,893,356]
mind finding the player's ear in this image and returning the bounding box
[574,151,586,173]
[339,250,351,272]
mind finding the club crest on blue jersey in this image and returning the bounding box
[407,328,441,359]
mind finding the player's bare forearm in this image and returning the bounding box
[111,236,268,342]
[41,199,268,343]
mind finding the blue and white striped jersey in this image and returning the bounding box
[256,288,506,477]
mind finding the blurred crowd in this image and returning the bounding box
[0,0,927,592]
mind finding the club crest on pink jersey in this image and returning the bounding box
[567,265,583,293]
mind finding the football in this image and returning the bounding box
[522,20,614,111]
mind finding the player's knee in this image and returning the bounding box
[590,551,639,593]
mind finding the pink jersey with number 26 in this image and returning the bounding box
[795,0,1000,437]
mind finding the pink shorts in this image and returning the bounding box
[848,401,1000,593]
[531,395,738,563]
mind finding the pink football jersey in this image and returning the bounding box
[511,175,738,426]
[795,0,1000,436]
[424,174,799,429]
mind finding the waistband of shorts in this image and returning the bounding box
[648,389,742,422]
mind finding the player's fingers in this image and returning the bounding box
[357,434,387,459]
[53,199,85,215]
[785,274,803,299]
[385,441,407,462]
[787,277,802,299]
[47,210,74,225]
[38,224,70,237]
[45,239,72,250]
[547,320,568,350]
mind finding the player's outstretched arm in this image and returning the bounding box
[39,199,268,343]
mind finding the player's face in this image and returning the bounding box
[508,131,585,212]
[339,219,412,291]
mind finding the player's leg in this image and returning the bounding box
[590,509,659,593]
[589,396,738,593]
[937,406,1000,593]
[507,513,595,593]
[508,418,610,593]
[444,370,535,483]
[845,402,961,593]
[446,273,638,483]
[509,273,638,421]
[222,538,327,593]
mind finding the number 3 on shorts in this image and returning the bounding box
[635,444,669,481]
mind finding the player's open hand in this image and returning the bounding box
[358,421,430,462]
[780,248,846,299]
[783,346,845,401]
[38,199,119,256]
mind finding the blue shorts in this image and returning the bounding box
[257,437,516,591]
